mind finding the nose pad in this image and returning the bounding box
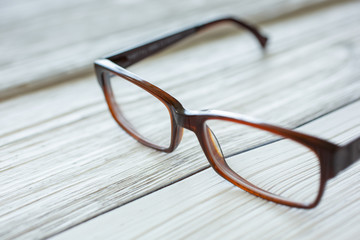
[205,124,225,164]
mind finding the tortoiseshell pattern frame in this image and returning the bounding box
[94,17,360,209]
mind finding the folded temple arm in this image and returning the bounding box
[106,17,268,68]
[332,136,360,176]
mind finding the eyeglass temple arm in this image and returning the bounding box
[332,136,360,177]
[106,17,268,68]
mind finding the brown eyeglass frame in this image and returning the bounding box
[94,17,360,209]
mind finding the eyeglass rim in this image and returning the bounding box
[95,59,339,209]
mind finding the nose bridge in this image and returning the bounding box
[174,109,203,132]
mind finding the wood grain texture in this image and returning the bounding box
[53,100,360,240]
[0,0,359,239]
[0,0,340,100]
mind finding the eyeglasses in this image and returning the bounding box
[94,17,359,209]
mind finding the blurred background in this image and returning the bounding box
[0,0,339,100]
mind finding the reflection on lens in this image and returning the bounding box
[109,74,172,148]
[206,120,320,205]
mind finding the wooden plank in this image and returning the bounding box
[0,0,341,100]
[53,100,360,240]
[1,1,360,239]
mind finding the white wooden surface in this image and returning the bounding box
[0,0,359,239]
[54,100,360,240]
